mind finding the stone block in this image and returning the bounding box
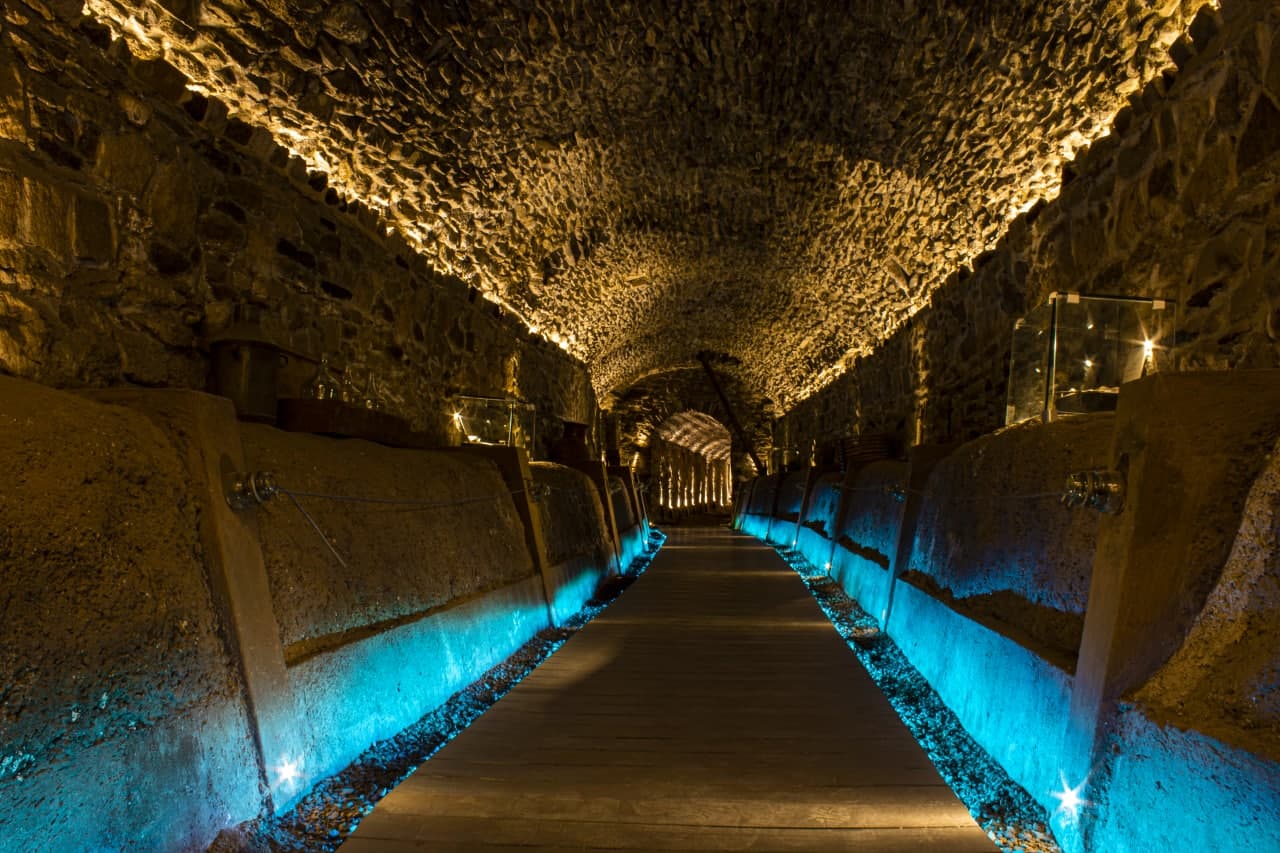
[1182,138,1236,214]
[155,0,201,29]
[1237,92,1280,173]
[117,328,170,385]
[93,132,157,196]
[0,51,27,139]
[147,160,198,241]
[19,176,72,269]
[0,170,21,247]
[0,292,46,375]
[73,192,115,263]
[131,58,189,104]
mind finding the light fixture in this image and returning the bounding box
[1051,771,1090,824]
[274,754,304,791]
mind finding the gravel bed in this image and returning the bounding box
[209,531,665,853]
[773,545,1062,853]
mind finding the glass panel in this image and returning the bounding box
[453,396,536,452]
[1005,295,1173,426]
[1052,298,1171,417]
[1005,303,1053,425]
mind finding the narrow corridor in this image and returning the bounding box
[341,528,994,851]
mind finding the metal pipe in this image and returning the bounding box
[697,353,766,476]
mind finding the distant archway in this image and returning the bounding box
[604,364,772,488]
[650,410,733,515]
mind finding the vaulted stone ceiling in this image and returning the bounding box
[656,410,732,460]
[87,0,1209,408]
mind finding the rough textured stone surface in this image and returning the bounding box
[1134,437,1280,760]
[529,461,613,567]
[655,409,731,459]
[0,376,261,852]
[609,364,772,482]
[3,0,1274,458]
[780,1,1280,451]
[0,7,595,449]
[72,0,1213,410]
[240,425,535,650]
[908,416,1113,616]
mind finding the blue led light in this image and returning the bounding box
[1050,771,1090,825]
[251,530,667,850]
[760,535,1062,853]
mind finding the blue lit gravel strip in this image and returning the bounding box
[772,544,1062,853]
[212,530,667,853]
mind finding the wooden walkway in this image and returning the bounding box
[340,528,995,851]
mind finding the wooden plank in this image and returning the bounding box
[340,528,995,852]
[343,820,997,852]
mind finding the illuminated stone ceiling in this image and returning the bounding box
[657,410,733,460]
[86,0,1210,408]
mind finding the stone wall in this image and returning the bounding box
[0,6,595,452]
[780,0,1280,452]
[739,371,1280,853]
[71,0,1213,408]
[0,377,262,851]
[608,365,773,485]
[0,377,644,849]
[240,426,536,651]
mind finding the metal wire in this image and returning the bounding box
[283,490,350,569]
[274,480,582,513]
[269,478,606,566]
[278,487,524,511]
[823,484,1062,502]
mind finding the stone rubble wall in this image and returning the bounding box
[781,0,1280,452]
[0,5,595,455]
[71,0,1211,408]
[608,366,773,487]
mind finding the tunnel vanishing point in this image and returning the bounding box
[2,0,1280,850]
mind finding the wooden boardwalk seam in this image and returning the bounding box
[340,527,996,851]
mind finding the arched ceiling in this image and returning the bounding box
[87,0,1210,408]
[609,362,772,466]
[656,410,733,460]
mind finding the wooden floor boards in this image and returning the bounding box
[340,527,995,851]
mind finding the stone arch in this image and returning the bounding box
[604,365,773,484]
[649,410,734,516]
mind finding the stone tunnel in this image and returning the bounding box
[1,0,1278,850]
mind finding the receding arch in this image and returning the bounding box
[650,410,734,516]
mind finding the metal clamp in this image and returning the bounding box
[1062,469,1125,514]
[226,470,280,510]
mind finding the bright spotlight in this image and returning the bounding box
[274,755,304,791]
[1051,771,1090,824]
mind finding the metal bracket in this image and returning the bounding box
[225,470,280,510]
[1062,469,1125,514]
